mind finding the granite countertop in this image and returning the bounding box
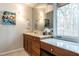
[23,32,53,39]
[41,38,79,54]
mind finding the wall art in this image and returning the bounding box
[1,11,16,25]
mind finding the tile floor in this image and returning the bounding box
[2,49,29,56]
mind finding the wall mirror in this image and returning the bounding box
[32,3,53,33]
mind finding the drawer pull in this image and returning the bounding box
[51,48,53,51]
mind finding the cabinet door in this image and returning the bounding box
[23,34,28,51]
[28,39,32,55]
[32,37,40,56]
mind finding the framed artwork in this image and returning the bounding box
[0,11,16,25]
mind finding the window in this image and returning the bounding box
[57,3,79,37]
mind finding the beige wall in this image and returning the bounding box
[0,3,32,53]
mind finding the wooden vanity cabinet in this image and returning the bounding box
[23,34,40,56]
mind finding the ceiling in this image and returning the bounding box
[25,3,38,7]
[26,3,69,8]
[26,3,53,8]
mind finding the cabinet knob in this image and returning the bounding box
[51,48,53,51]
[34,39,35,40]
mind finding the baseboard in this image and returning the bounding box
[0,48,24,56]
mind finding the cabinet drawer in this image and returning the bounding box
[41,42,55,55]
[33,37,40,42]
[25,34,33,40]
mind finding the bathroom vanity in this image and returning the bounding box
[23,33,79,56]
[23,33,52,56]
[23,33,40,56]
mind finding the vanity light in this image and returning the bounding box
[39,10,44,23]
[17,4,24,16]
